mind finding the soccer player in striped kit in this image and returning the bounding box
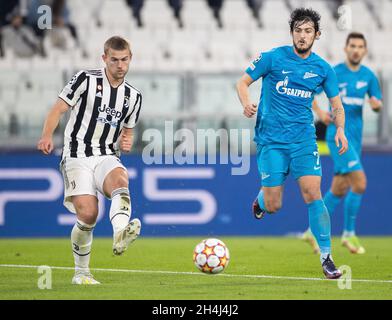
[37,36,142,285]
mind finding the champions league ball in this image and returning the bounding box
[193,238,230,274]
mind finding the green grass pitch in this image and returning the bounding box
[0,237,391,300]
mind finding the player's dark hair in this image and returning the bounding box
[346,32,367,47]
[289,8,321,33]
[104,36,132,55]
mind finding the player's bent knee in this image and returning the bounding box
[105,169,129,189]
[303,189,322,203]
[331,177,350,196]
[73,201,96,213]
[110,177,128,191]
[352,182,366,194]
[72,201,98,224]
[75,208,98,225]
[334,188,348,197]
[78,214,98,226]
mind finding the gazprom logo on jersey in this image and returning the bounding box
[339,86,365,106]
[342,97,364,106]
[276,76,312,98]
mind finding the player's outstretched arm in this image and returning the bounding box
[369,96,383,113]
[236,74,257,118]
[329,95,348,155]
[312,99,332,125]
[37,98,69,155]
[119,127,134,153]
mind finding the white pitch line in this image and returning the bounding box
[1,264,392,284]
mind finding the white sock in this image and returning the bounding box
[71,219,95,273]
[110,187,131,234]
[343,230,355,237]
[320,253,333,264]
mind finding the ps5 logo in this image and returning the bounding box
[0,168,216,227]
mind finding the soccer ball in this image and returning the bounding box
[193,238,230,274]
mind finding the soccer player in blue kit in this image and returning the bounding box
[236,8,348,279]
[303,32,383,255]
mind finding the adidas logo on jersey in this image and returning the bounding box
[342,96,364,106]
[303,72,318,79]
[95,91,102,98]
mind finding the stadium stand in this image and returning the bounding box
[0,0,391,150]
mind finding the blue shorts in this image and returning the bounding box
[327,140,363,175]
[256,140,322,187]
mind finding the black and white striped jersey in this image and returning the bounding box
[58,68,142,158]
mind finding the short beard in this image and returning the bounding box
[112,70,126,81]
[294,42,313,54]
[114,74,124,80]
[348,58,361,66]
[294,44,312,54]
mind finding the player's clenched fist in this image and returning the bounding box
[243,103,258,118]
[37,136,54,155]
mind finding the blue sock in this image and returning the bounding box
[344,191,363,233]
[257,190,271,213]
[308,199,331,258]
[323,190,342,217]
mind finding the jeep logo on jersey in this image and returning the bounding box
[276,76,312,98]
[98,104,122,119]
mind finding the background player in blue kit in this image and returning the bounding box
[303,32,383,255]
[236,8,348,279]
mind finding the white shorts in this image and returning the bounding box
[60,155,126,213]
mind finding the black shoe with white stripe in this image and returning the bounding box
[322,254,342,279]
[252,198,266,220]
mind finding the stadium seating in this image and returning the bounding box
[0,0,391,149]
[1,0,391,71]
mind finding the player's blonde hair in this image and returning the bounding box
[104,36,132,55]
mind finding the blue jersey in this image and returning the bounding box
[326,63,382,152]
[246,45,339,145]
